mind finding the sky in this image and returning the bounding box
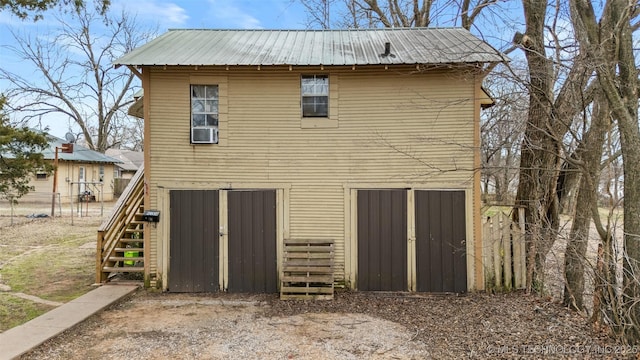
[109,0,306,30]
[0,0,532,142]
[0,0,312,138]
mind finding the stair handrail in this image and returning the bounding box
[99,164,144,232]
[96,165,144,282]
[100,184,144,263]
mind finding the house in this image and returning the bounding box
[105,149,144,180]
[26,135,121,202]
[105,149,144,197]
[99,28,503,295]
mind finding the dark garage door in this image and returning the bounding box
[169,190,219,292]
[358,189,407,291]
[415,190,467,293]
[228,190,277,293]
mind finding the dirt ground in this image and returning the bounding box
[2,202,637,359]
[20,290,637,359]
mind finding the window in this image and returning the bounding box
[191,85,219,144]
[36,172,47,180]
[99,165,104,182]
[301,75,328,117]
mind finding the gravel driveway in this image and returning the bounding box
[21,290,630,359]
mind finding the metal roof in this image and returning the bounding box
[42,136,122,164]
[105,149,143,171]
[114,28,505,67]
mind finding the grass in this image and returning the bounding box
[0,217,102,331]
[482,205,514,218]
[483,205,624,223]
[597,206,624,223]
[2,253,94,303]
[0,294,54,332]
[0,246,27,265]
[1,237,95,302]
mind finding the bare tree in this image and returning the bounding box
[513,0,566,292]
[562,92,612,310]
[600,128,623,206]
[1,7,151,152]
[299,0,334,29]
[297,0,501,29]
[108,114,143,151]
[572,0,640,343]
[481,65,528,203]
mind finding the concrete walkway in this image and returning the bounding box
[0,284,138,360]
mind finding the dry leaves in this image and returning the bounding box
[22,290,634,359]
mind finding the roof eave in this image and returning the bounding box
[114,60,504,68]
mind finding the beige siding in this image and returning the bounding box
[146,66,479,288]
[22,161,116,203]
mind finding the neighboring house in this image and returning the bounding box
[105,149,144,197]
[105,149,144,179]
[27,136,121,202]
[103,28,503,294]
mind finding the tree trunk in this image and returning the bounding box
[619,100,640,344]
[563,91,610,310]
[515,0,563,293]
[572,0,640,343]
[558,160,582,215]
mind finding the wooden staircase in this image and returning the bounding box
[280,239,334,300]
[96,166,146,283]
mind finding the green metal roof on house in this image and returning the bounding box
[41,136,122,164]
[114,28,505,67]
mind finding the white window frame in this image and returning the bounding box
[301,75,329,118]
[191,84,219,144]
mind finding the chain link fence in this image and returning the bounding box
[0,192,113,227]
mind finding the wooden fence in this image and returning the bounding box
[113,178,132,197]
[482,208,526,290]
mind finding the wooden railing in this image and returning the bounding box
[96,165,145,283]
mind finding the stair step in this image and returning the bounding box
[120,238,143,243]
[125,229,144,233]
[109,256,144,261]
[103,266,144,273]
[114,247,144,252]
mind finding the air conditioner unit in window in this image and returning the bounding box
[191,127,218,144]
